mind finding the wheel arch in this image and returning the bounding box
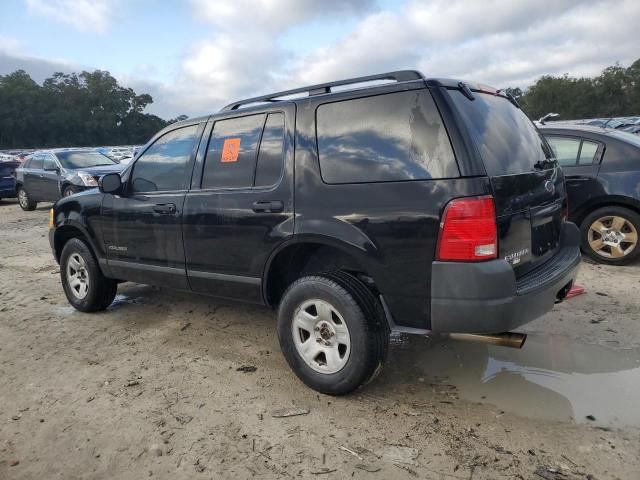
[262,235,380,307]
[573,195,640,228]
[53,222,102,266]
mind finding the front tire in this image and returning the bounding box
[580,206,640,265]
[60,238,118,312]
[277,271,389,395]
[17,187,36,211]
[63,185,79,197]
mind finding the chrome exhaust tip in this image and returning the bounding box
[447,332,527,349]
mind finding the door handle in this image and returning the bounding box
[153,203,177,214]
[566,177,589,185]
[252,200,284,213]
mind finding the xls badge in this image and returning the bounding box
[108,245,128,252]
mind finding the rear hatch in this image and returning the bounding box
[447,86,565,277]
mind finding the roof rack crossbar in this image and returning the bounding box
[221,70,423,111]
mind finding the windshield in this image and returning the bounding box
[56,151,116,169]
[449,90,556,176]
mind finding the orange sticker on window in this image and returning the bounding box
[221,138,241,163]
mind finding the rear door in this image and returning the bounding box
[183,106,295,303]
[544,134,603,218]
[448,89,565,275]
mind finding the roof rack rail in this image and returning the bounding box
[221,70,424,111]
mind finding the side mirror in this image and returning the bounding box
[99,173,122,195]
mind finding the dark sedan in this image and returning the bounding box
[15,149,124,211]
[541,125,640,265]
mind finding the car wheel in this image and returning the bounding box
[277,271,389,395]
[581,206,640,265]
[60,238,118,312]
[17,187,37,211]
[63,186,79,197]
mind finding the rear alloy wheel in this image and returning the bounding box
[277,272,389,395]
[17,187,37,211]
[581,206,640,265]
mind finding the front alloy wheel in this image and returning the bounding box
[66,252,90,299]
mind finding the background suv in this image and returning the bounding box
[15,149,123,210]
[49,71,580,394]
[542,125,640,265]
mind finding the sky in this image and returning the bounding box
[0,0,639,119]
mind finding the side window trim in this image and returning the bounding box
[251,114,269,187]
[127,122,205,195]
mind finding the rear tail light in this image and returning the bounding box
[436,196,498,261]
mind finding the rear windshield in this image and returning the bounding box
[449,90,555,176]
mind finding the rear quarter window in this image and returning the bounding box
[449,91,554,176]
[316,90,458,183]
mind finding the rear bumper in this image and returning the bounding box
[430,222,581,333]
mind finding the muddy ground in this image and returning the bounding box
[1,198,639,480]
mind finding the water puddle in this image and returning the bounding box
[383,334,640,428]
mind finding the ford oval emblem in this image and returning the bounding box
[544,180,555,194]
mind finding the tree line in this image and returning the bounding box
[506,58,640,121]
[0,69,187,149]
[2,58,639,149]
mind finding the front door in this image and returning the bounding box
[183,106,295,303]
[41,154,61,201]
[102,122,205,289]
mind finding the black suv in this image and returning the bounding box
[15,149,122,210]
[49,71,580,394]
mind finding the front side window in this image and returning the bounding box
[546,137,581,167]
[43,156,57,171]
[131,125,200,193]
[202,114,265,189]
[316,90,458,184]
[30,156,43,170]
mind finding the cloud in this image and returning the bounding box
[25,0,119,33]
[7,0,640,118]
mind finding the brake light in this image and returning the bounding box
[437,196,497,261]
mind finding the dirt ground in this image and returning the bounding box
[1,198,639,480]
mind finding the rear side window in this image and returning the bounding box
[255,113,285,187]
[449,91,554,176]
[316,90,458,184]
[131,124,200,193]
[202,114,265,189]
[545,136,600,167]
[578,141,599,165]
[546,137,581,166]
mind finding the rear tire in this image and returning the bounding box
[277,271,389,395]
[60,238,118,312]
[580,206,640,265]
[17,187,36,211]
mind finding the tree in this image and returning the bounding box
[0,69,187,149]
[504,58,640,121]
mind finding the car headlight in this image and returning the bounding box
[78,172,98,186]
